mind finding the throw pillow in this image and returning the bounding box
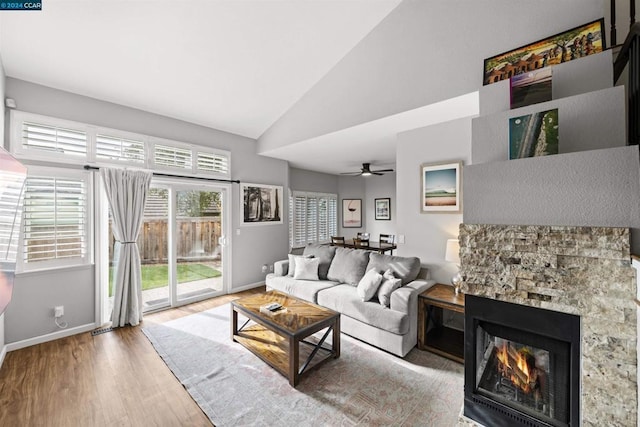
[287,254,313,277]
[293,257,320,280]
[326,247,370,285]
[356,269,383,301]
[377,269,402,307]
[302,244,337,280]
[365,253,421,285]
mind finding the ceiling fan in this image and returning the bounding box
[340,162,394,177]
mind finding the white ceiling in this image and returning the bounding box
[0,0,401,140]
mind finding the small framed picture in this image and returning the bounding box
[374,198,391,220]
[342,199,362,228]
[421,161,462,213]
[241,182,283,225]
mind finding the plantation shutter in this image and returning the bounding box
[22,176,86,263]
[197,151,229,175]
[154,144,193,169]
[22,121,87,157]
[289,191,337,248]
[96,134,145,163]
[0,172,26,262]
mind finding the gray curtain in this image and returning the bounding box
[101,168,152,327]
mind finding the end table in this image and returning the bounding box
[417,283,465,363]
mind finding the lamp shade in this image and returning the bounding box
[445,239,460,264]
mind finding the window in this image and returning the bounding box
[96,134,145,164]
[11,111,231,178]
[290,191,337,248]
[20,168,90,271]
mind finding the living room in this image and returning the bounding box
[1,0,639,426]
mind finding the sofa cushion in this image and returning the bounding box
[266,274,338,303]
[327,247,370,285]
[366,253,421,285]
[287,254,313,277]
[356,269,383,301]
[377,269,402,307]
[302,244,336,280]
[317,284,409,335]
[293,257,319,280]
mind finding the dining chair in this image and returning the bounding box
[353,238,369,248]
[356,232,370,241]
[379,234,395,254]
[331,236,345,246]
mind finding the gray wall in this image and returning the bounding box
[289,167,338,193]
[5,78,289,343]
[258,0,603,151]
[464,146,640,252]
[396,117,473,284]
[337,175,366,237]
[365,173,397,241]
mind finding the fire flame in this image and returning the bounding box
[496,342,535,394]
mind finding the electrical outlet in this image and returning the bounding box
[261,264,268,273]
[54,306,64,318]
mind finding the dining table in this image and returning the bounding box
[332,239,397,254]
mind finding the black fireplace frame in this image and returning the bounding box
[464,295,580,427]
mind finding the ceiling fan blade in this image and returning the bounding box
[371,169,394,173]
[340,172,362,175]
[372,172,384,176]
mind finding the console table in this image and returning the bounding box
[417,283,465,363]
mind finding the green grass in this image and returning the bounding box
[109,263,221,296]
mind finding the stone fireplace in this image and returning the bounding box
[457,224,637,426]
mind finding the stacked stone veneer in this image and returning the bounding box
[458,224,637,427]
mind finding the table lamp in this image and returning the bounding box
[445,238,463,294]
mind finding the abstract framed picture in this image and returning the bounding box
[483,18,604,86]
[342,199,362,228]
[421,161,462,213]
[509,108,559,159]
[374,198,391,221]
[241,182,283,225]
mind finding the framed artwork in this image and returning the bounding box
[342,199,362,228]
[509,108,559,159]
[375,198,391,220]
[483,18,604,86]
[510,68,552,109]
[421,161,462,213]
[241,182,283,225]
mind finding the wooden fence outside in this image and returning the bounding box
[109,218,222,264]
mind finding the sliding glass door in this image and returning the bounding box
[100,179,229,320]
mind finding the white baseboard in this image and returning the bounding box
[230,281,265,293]
[0,344,6,370]
[6,322,97,352]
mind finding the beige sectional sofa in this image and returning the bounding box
[265,244,434,357]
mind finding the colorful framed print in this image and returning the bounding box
[374,198,391,221]
[421,161,462,213]
[483,18,604,85]
[342,199,362,228]
[509,109,559,159]
[241,182,283,225]
[510,68,553,109]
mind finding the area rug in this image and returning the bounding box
[142,304,464,426]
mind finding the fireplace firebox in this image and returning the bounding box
[464,295,580,427]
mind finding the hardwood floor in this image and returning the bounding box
[0,287,264,427]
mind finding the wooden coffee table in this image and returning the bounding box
[231,290,340,387]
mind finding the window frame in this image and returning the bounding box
[17,165,93,273]
[289,190,337,248]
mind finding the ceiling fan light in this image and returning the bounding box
[361,171,372,177]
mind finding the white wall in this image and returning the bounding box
[365,173,396,241]
[0,55,5,359]
[4,78,289,344]
[396,117,473,284]
[259,0,604,151]
[289,167,338,194]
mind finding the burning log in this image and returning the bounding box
[496,342,540,395]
